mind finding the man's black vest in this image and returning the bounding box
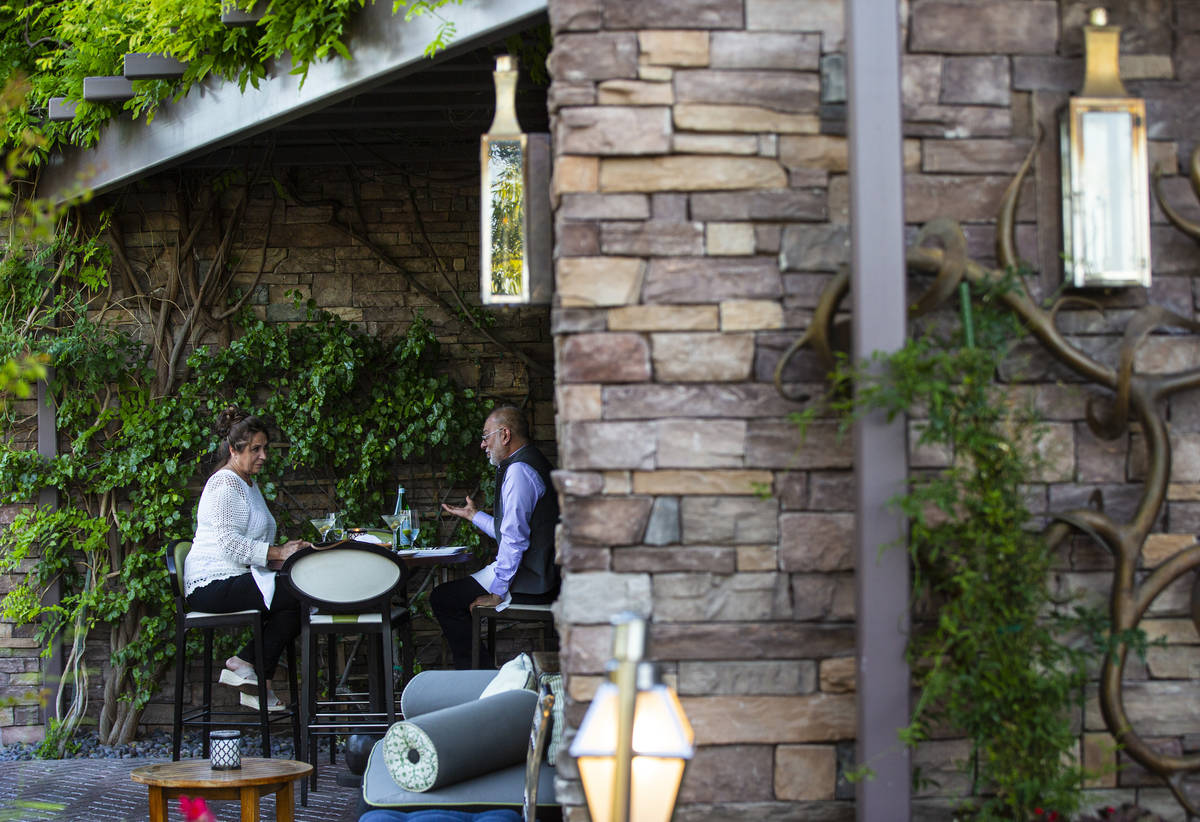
[493,444,560,596]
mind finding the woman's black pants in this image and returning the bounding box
[186,573,301,679]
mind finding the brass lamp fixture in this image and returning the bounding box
[480,55,551,305]
[1060,7,1152,288]
[569,614,694,822]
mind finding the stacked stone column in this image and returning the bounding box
[547,1,857,816]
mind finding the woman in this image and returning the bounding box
[184,407,310,710]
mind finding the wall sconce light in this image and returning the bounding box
[1060,7,1152,288]
[480,55,551,306]
[569,614,694,822]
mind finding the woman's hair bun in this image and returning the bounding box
[215,406,250,438]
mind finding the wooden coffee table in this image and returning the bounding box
[131,758,313,822]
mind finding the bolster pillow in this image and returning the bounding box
[382,689,537,792]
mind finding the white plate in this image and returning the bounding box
[395,545,468,557]
[352,533,384,544]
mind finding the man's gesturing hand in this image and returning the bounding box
[441,495,479,521]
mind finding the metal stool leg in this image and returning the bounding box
[487,616,497,668]
[201,629,214,759]
[172,620,186,761]
[300,621,313,806]
[252,614,270,757]
[471,611,482,669]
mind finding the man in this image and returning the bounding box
[434,405,559,668]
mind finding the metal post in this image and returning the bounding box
[609,616,643,822]
[845,0,911,820]
[37,371,63,722]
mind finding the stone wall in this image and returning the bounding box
[0,154,558,737]
[547,0,1200,819]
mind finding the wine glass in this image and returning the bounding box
[309,513,335,541]
[408,508,421,549]
[398,510,415,548]
[381,511,409,550]
[327,511,346,541]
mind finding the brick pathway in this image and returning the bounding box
[0,757,363,821]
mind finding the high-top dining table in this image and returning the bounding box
[324,529,473,596]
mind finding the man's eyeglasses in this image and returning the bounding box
[480,428,504,443]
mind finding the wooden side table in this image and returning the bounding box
[131,758,313,822]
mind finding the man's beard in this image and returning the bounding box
[488,451,500,467]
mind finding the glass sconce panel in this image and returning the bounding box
[1061,98,1151,288]
[481,135,529,303]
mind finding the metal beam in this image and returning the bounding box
[39,0,547,199]
[82,76,134,102]
[123,53,188,81]
[47,98,76,122]
[846,0,911,820]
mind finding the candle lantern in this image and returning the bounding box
[210,729,242,770]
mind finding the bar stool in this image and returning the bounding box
[165,540,300,760]
[281,541,412,803]
[471,602,557,669]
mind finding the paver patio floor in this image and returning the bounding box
[0,757,362,821]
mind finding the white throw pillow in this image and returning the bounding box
[479,652,535,699]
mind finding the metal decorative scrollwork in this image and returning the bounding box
[780,137,1200,815]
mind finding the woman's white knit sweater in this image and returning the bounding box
[184,468,276,597]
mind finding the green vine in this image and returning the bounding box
[2,0,466,154]
[799,277,1129,819]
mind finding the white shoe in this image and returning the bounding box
[219,667,258,687]
[240,690,285,712]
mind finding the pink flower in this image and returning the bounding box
[179,796,216,822]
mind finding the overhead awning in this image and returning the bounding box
[39,0,547,200]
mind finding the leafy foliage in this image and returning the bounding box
[800,278,1112,819]
[1,0,467,153]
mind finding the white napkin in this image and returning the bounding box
[470,561,512,612]
[250,564,276,609]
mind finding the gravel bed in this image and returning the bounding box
[0,728,334,762]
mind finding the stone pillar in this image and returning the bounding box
[548,1,858,817]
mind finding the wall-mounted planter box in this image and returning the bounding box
[124,53,188,80]
[83,76,135,102]
[220,2,266,25]
[48,98,77,121]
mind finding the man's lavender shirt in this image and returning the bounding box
[469,457,545,597]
